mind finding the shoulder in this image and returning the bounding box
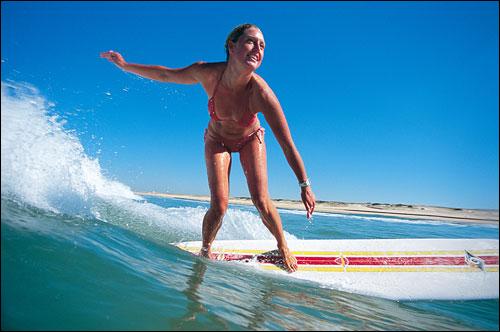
[251,74,280,109]
[251,73,270,93]
[194,61,224,74]
[192,61,225,83]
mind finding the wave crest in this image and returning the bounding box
[1,80,139,216]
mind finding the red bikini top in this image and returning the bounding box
[208,70,257,127]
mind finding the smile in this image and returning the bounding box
[247,54,259,62]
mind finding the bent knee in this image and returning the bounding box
[210,200,228,217]
[251,196,271,214]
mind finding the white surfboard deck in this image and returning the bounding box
[173,238,499,300]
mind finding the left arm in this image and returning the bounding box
[255,80,316,218]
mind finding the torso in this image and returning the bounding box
[201,63,262,140]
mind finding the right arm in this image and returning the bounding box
[100,50,205,84]
[253,78,316,218]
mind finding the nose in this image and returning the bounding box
[253,43,262,52]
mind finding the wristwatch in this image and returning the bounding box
[299,179,311,188]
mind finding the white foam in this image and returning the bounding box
[103,199,297,242]
[1,80,141,216]
[1,80,297,242]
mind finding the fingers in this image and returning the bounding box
[305,199,314,219]
[100,50,112,57]
[301,187,316,219]
[99,50,118,61]
[308,193,315,217]
[100,53,112,61]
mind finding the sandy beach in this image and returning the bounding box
[135,192,499,226]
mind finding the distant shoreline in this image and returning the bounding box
[135,192,499,226]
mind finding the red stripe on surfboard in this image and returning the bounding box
[213,253,499,266]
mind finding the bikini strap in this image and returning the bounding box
[211,68,225,99]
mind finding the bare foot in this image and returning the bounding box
[279,246,298,273]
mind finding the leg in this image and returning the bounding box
[239,131,298,272]
[201,136,231,258]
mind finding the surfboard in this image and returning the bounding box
[173,238,499,300]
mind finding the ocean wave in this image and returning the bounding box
[0,80,296,243]
[1,80,140,217]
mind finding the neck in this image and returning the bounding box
[222,60,254,91]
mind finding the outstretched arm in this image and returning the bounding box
[256,81,316,218]
[100,50,205,84]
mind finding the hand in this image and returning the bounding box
[301,186,316,219]
[100,50,126,68]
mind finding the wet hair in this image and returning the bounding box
[225,23,261,60]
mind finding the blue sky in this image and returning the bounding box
[2,1,498,209]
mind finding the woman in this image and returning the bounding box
[100,23,315,272]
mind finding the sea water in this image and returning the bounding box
[1,81,499,330]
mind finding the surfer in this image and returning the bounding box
[100,23,316,272]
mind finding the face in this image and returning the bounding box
[230,27,266,70]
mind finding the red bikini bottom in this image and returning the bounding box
[204,127,265,153]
